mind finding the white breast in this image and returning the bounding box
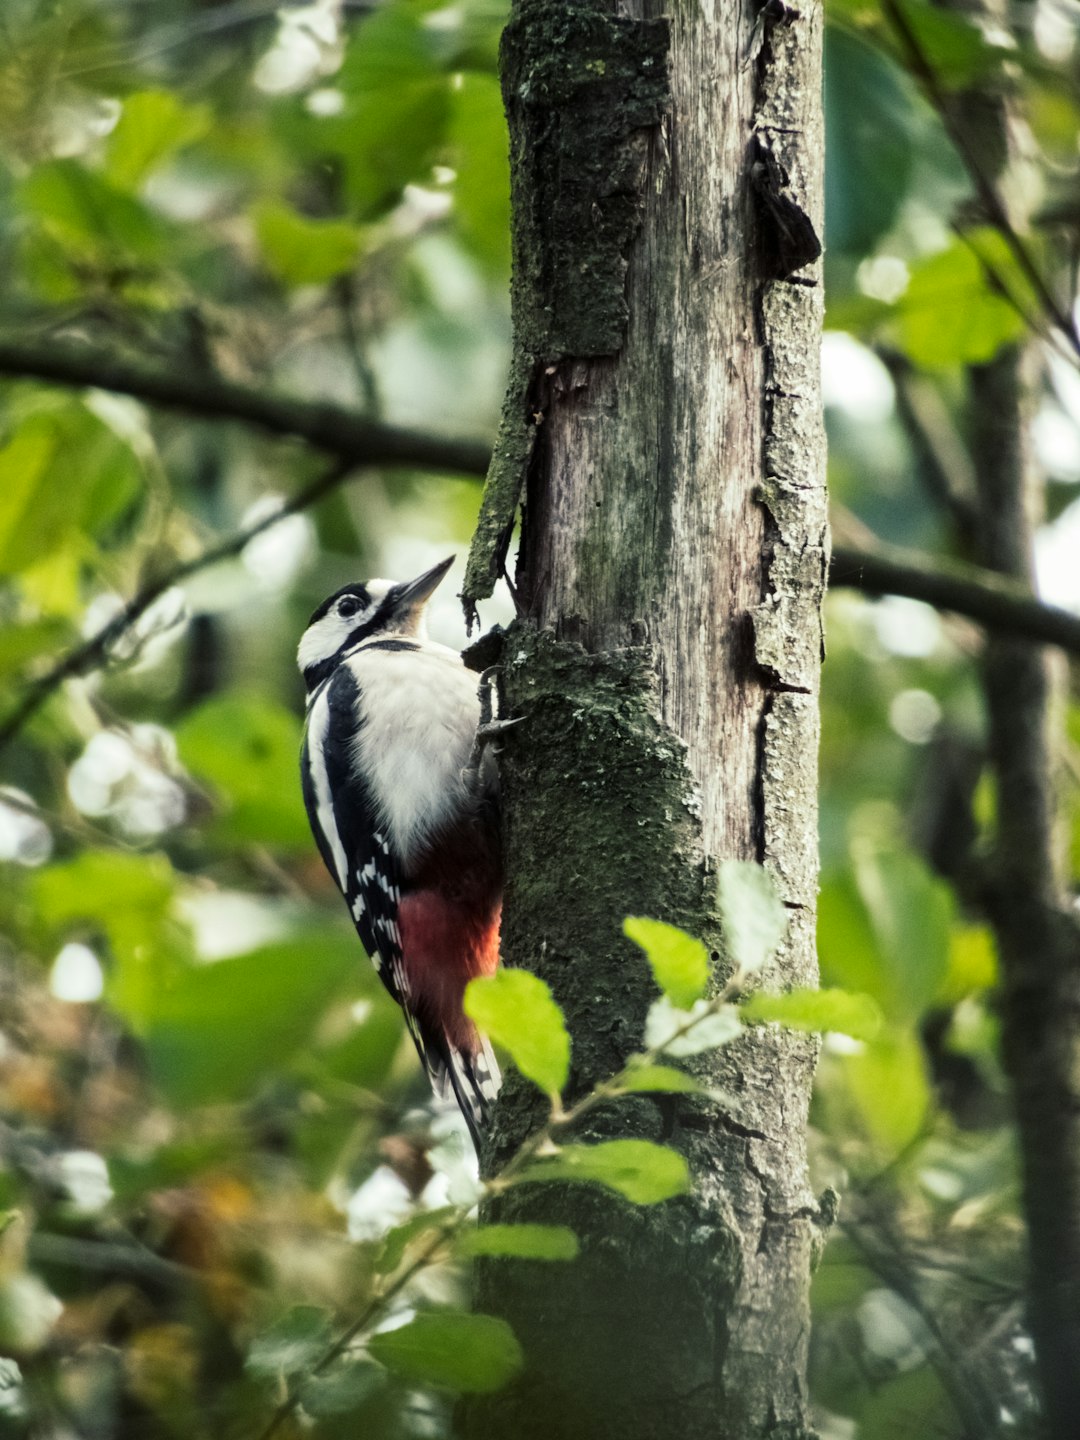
[345,641,482,868]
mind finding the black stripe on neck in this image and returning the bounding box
[303,635,422,696]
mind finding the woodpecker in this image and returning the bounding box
[297,556,502,1147]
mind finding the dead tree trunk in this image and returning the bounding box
[463,3,827,1436]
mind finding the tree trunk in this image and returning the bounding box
[940,3,1080,1424]
[971,350,1080,1438]
[464,2,827,1437]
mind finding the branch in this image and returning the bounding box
[28,1231,193,1289]
[0,339,491,477]
[0,366,1076,760]
[840,1217,1002,1439]
[829,542,1080,656]
[0,458,356,755]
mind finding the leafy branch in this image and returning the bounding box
[251,952,733,1438]
[0,457,356,754]
[2,340,1078,760]
[4,482,1078,764]
[255,1211,470,1440]
[250,865,879,1437]
[877,0,1080,361]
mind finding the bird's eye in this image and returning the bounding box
[338,597,361,619]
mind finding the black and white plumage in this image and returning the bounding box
[298,557,502,1146]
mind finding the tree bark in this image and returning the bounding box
[464,3,827,1437]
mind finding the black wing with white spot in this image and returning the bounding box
[301,659,499,1147]
[300,667,414,1027]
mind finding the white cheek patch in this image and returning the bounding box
[297,602,376,672]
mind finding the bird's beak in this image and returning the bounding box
[391,555,455,620]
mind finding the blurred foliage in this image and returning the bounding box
[0,0,1077,1436]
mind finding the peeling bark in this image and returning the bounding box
[465,3,826,1436]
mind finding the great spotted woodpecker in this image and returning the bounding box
[297,556,502,1147]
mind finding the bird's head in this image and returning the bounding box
[297,554,454,693]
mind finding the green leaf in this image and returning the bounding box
[623,917,709,1007]
[464,969,570,1096]
[106,90,211,190]
[0,407,142,575]
[937,924,998,1006]
[810,1236,876,1314]
[903,3,1011,90]
[827,1030,932,1156]
[176,694,310,849]
[448,72,510,276]
[254,201,362,287]
[375,1207,458,1275]
[329,5,452,216]
[33,850,187,1021]
[819,850,954,1027]
[34,850,175,930]
[824,26,917,256]
[816,874,882,1002]
[458,1224,579,1261]
[19,159,167,263]
[644,997,742,1057]
[520,1139,690,1205]
[246,1306,333,1379]
[367,1311,523,1394]
[742,987,883,1040]
[142,927,359,1106]
[615,1063,706,1095]
[856,1364,959,1440]
[298,1359,386,1418]
[715,861,788,976]
[851,844,952,1022]
[893,230,1030,369]
[301,999,404,1096]
[0,422,57,576]
[0,617,73,680]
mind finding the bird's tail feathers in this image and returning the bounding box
[426,1031,501,1154]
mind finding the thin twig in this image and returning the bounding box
[28,1231,193,1289]
[842,1216,1004,1439]
[882,353,980,541]
[2,339,1078,761]
[0,459,355,754]
[3,522,1079,765]
[255,979,748,1440]
[254,1213,467,1440]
